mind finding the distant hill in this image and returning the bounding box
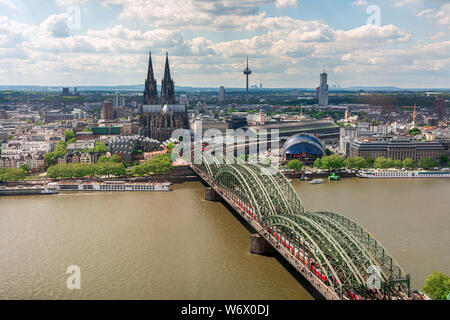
[0,85,448,92]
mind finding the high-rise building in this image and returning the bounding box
[143,51,158,105]
[62,87,70,96]
[180,94,189,106]
[345,106,350,122]
[243,56,252,103]
[218,86,225,102]
[102,100,115,120]
[433,97,444,120]
[161,52,176,105]
[113,95,120,108]
[318,70,328,106]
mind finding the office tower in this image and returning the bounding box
[218,86,225,102]
[102,100,115,120]
[318,70,328,106]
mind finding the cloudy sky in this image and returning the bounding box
[0,0,449,88]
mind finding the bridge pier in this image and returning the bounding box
[204,187,221,201]
[250,234,274,255]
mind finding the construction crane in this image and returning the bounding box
[401,103,417,124]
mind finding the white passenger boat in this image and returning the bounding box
[357,169,450,178]
[71,181,171,191]
[310,179,325,184]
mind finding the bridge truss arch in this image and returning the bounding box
[193,157,410,298]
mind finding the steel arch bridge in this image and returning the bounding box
[194,154,411,300]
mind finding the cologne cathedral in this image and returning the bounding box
[139,52,189,142]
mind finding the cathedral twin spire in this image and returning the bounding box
[143,51,175,105]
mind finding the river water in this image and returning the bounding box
[0,178,448,299]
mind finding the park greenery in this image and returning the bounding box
[311,154,443,170]
[44,140,108,168]
[46,162,126,179]
[0,167,26,182]
[98,154,121,163]
[439,154,448,166]
[130,154,173,176]
[409,127,421,136]
[287,159,303,172]
[20,164,30,173]
[313,155,345,170]
[418,157,438,169]
[422,271,450,300]
[93,141,108,154]
[44,140,67,168]
[64,129,75,141]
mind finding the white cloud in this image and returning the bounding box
[0,0,16,12]
[434,3,450,27]
[416,8,434,17]
[430,31,447,40]
[40,13,73,38]
[352,1,368,7]
[275,0,298,9]
[393,0,423,7]
[0,1,448,87]
[417,3,450,28]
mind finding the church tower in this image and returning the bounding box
[161,52,176,105]
[143,51,158,105]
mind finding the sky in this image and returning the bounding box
[0,0,449,88]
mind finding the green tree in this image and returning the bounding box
[0,168,26,181]
[393,159,403,168]
[354,157,368,169]
[111,154,121,163]
[418,157,438,169]
[403,158,415,169]
[320,155,344,170]
[344,157,357,169]
[44,140,67,168]
[409,128,421,136]
[325,148,332,156]
[64,130,75,141]
[130,154,173,176]
[439,154,448,166]
[423,271,450,300]
[82,128,91,132]
[20,164,30,173]
[287,159,303,172]
[93,142,107,154]
[374,157,395,169]
[97,155,111,163]
[313,158,322,168]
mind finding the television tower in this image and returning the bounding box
[243,56,252,103]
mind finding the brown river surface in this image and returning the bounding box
[0,178,449,299]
